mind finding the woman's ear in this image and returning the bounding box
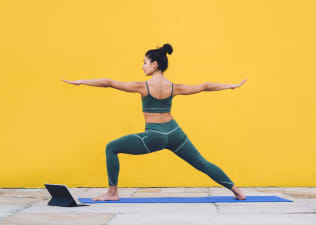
[152,60,158,69]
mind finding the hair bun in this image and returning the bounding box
[160,43,173,55]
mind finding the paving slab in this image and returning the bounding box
[107,211,214,225]
[283,187,316,198]
[302,199,316,211]
[183,187,209,193]
[197,214,316,225]
[215,201,315,214]
[0,212,114,225]
[256,187,286,193]
[0,204,27,219]
[135,188,161,193]
[161,187,185,192]
[0,189,48,199]
[107,203,216,225]
[0,197,41,205]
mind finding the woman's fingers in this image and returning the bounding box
[240,78,247,85]
[231,78,247,89]
[62,79,80,85]
[62,79,71,83]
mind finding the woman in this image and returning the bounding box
[62,43,247,201]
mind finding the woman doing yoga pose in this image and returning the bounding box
[62,43,247,201]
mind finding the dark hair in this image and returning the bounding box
[145,43,173,72]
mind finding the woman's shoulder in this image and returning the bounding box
[147,78,174,85]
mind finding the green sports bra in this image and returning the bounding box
[141,81,173,113]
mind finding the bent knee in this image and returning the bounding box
[106,141,118,154]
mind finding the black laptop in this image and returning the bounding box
[44,184,89,207]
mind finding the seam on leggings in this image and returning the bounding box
[174,138,189,153]
[133,134,151,153]
[108,176,114,186]
[221,181,233,185]
[146,126,180,135]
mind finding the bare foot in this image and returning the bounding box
[231,186,246,200]
[92,192,119,201]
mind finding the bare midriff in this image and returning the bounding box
[143,112,174,124]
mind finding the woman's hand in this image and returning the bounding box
[231,78,247,89]
[62,79,81,85]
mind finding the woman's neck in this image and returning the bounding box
[151,70,164,80]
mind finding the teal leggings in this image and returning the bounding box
[105,119,234,189]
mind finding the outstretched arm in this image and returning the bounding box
[175,78,247,96]
[62,78,109,87]
[62,78,143,94]
[205,78,247,91]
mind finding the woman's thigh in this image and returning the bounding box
[167,126,206,168]
[167,126,206,167]
[107,131,151,155]
[167,126,189,153]
[171,138,206,168]
[107,130,168,154]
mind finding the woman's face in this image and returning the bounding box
[142,56,157,76]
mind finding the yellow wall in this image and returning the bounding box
[1,0,315,188]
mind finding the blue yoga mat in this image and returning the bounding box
[78,196,292,203]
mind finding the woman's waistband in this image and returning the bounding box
[145,119,179,132]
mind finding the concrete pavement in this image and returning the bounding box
[0,187,316,225]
